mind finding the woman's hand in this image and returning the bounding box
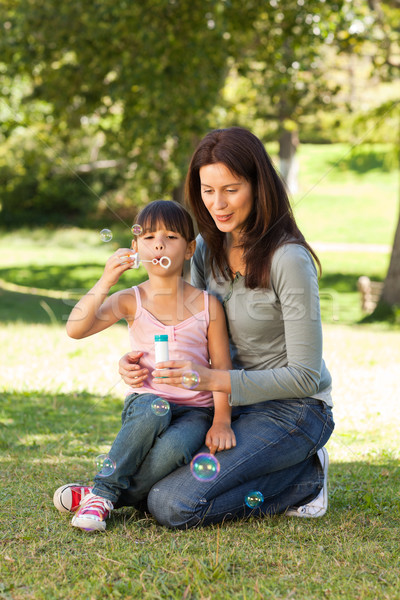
[206,422,237,455]
[100,249,137,289]
[151,360,211,391]
[119,351,148,387]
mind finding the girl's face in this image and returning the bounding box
[199,162,254,240]
[134,226,195,273]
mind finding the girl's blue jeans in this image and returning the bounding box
[145,398,334,528]
[92,392,213,505]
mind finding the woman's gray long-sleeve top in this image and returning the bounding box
[191,235,333,408]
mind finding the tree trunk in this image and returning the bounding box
[279,129,299,195]
[381,211,400,305]
[172,181,185,205]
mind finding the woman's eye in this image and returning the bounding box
[227,189,238,193]
[202,189,213,194]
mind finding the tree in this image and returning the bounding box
[362,0,400,310]
[0,0,232,218]
[218,0,349,192]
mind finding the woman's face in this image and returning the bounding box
[199,162,254,239]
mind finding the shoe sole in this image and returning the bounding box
[71,515,106,532]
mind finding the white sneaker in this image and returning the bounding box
[286,447,329,518]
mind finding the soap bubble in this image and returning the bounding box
[131,224,143,236]
[100,228,113,242]
[182,370,200,389]
[190,453,220,481]
[95,454,116,477]
[245,490,264,509]
[151,398,170,416]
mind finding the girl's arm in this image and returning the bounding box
[67,249,136,339]
[204,295,236,454]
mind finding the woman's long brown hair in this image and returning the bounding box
[185,127,321,289]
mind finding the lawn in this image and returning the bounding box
[1,321,400,600]
[1,143,400,599]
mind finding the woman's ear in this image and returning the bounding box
[185,239,196,260]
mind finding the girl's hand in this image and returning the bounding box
[100,249,137,289]
[206,422,237,455]
[151,360,210,391]
[119,351,149,387]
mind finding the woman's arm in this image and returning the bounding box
[228,244,331,405]
[66,249,136,339]
[205,295,236,454]
[153,245,331,405]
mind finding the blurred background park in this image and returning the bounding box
[1,1,400,599]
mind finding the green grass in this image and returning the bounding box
[1,322,400,600]
[1,143,400,599]
[292,143,398,245]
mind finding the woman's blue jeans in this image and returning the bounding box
[146,398,334,528]
[92,392,213,505]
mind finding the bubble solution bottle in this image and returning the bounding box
[154,334,169,364]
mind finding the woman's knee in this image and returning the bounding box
[147,479,199,530]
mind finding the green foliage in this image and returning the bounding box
[0,0,399,226]
[0,0,231,203]
[0,126,126,226]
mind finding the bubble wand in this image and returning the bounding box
[120,223,172,269]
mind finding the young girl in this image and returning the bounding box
[54,200,235,532]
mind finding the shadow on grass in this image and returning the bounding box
[0,263,146,324]
[329,458,400,517]
[0,390,122,455]
[320,272,365,293]
[329,146,397,174]
[0,287,71,324]
[0,263,146,292]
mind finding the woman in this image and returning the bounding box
[57,127,334,528]
[117,127,334,528]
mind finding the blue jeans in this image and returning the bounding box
[92,393,213,504]
[147,398,334,528]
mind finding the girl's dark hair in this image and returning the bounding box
[135,200,195,243]
[185,126,321,289]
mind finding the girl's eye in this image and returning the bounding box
[167,235,177,239]
[227,189,238,193]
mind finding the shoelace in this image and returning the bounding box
[78,494,113,520]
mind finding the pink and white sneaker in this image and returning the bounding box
[71,493,114,532]
[53,483,93,514]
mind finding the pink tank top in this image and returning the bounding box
[127,286,213,407]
